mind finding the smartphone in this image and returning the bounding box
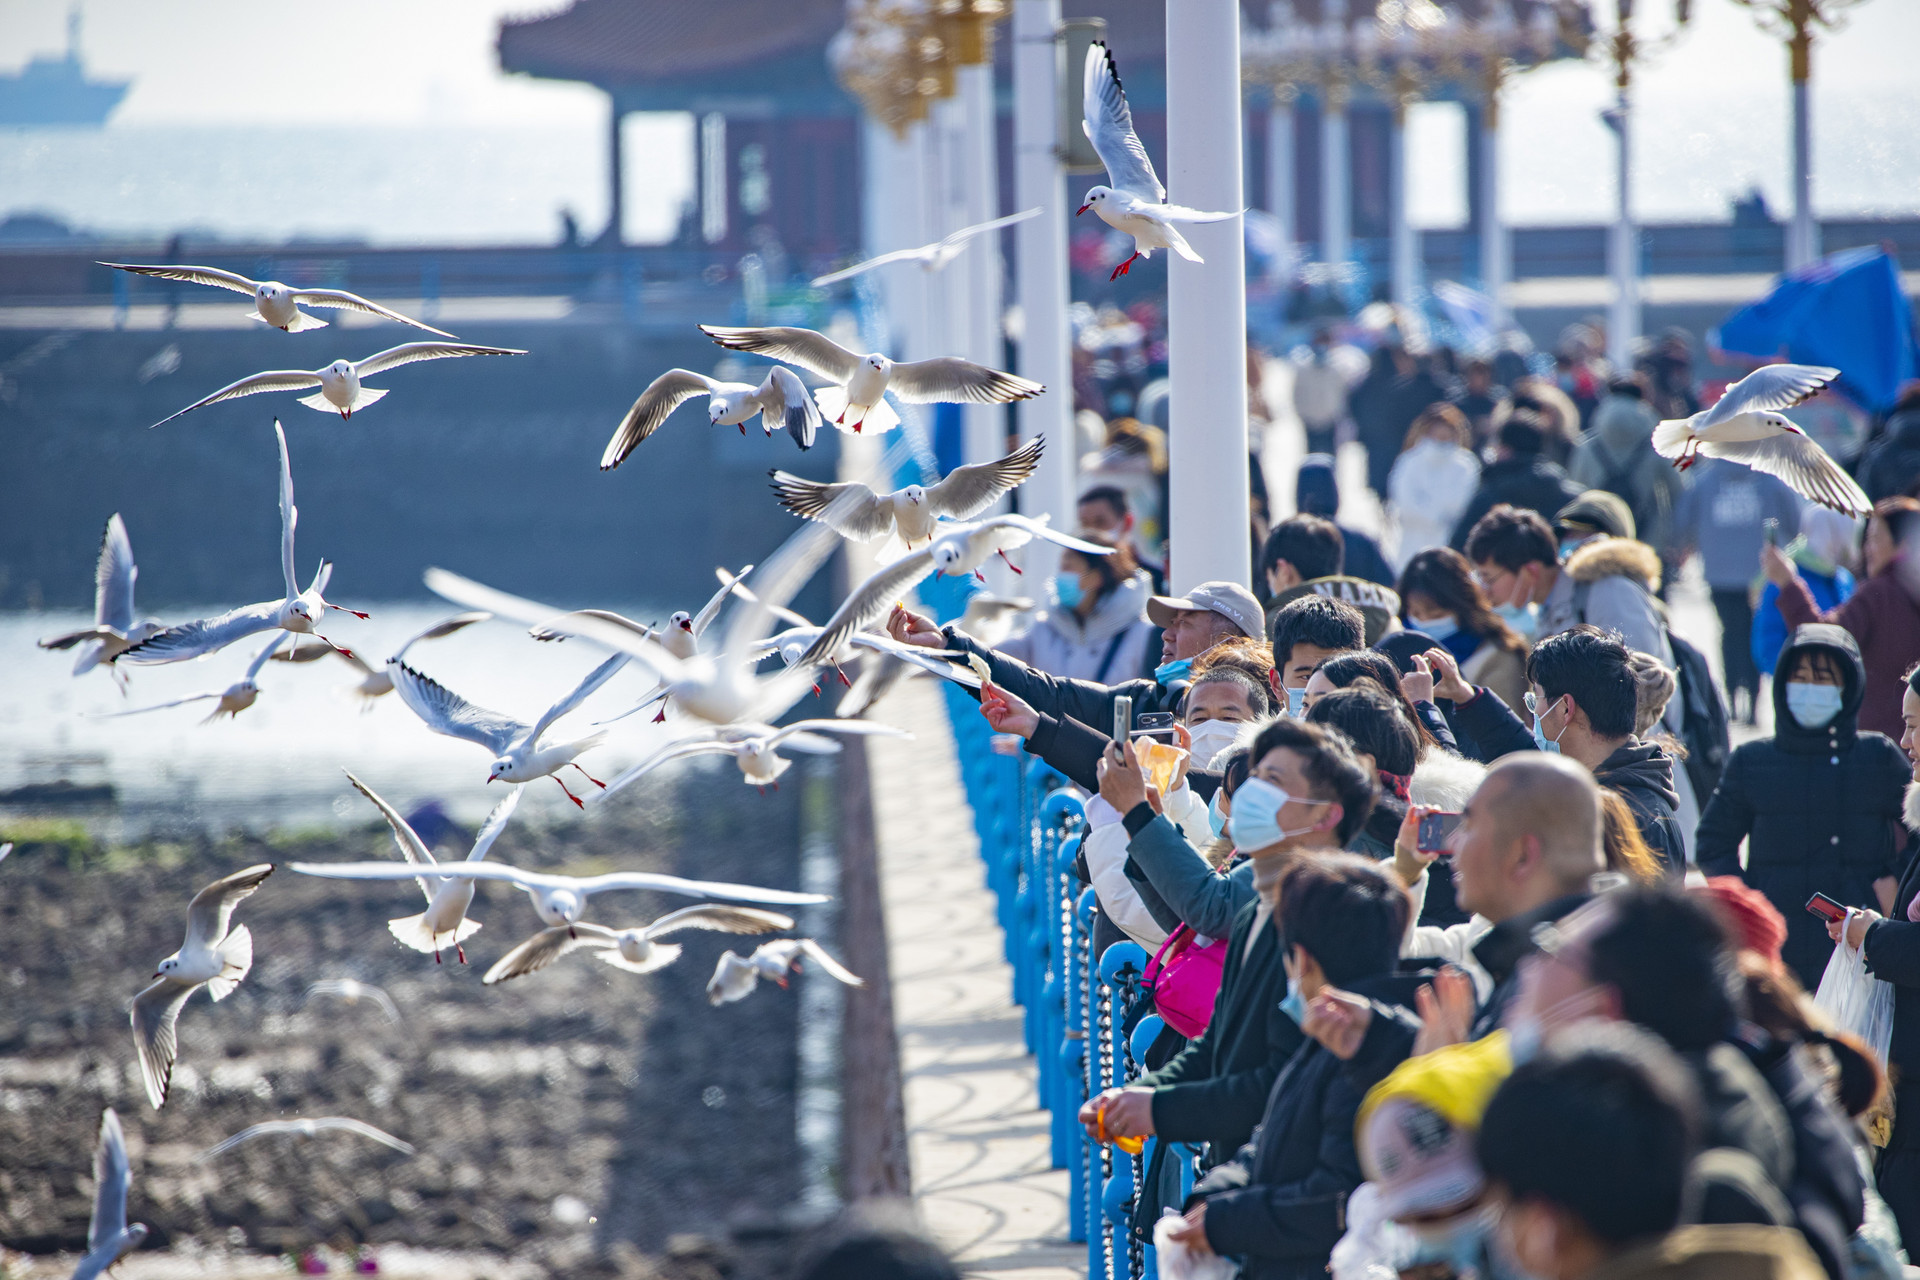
[1112,695,1133,748]
[1416,811,1463,854]
[1763,518,1779,548]
[1136,711,1179,745]
[1806,892,1848,923]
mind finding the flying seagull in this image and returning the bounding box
[481,904,795,985]
[303,978,402,1024]
[1077,41,1239,279]
[595,719,910,798]
[201,1117,414,1161]
[770,436,1045,545]
[152,341,525,427]
[809,208,1042,288]
[101,261,458,337]
[71,1109,147,1280]
[1651,363,1869,516]
[601,365,820,468]
[707,939,865,1006]
[36,513,164,682]
[97,630,289,723]
[700,323,1043,435]
[271,611,489,706]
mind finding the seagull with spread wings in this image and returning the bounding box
[597,718,910,798]
[97,631,289,724]
[482,904,796,985]
[101,261,458,337]
[201,1117,414,1161]
[700,323,1042,434]
[36,513,164,683]
[770,436,1044,546]
[1076,41,1240,280]
[152,341,524,427]
[71,1109,148,1280]
[120,423,366,666]
[600,365,820,468]
[386,650,628,807]
[303,978,402,1024]
[1652,363,1870,516]
[271,611,490,707]
[131,864,275,1109]
[809,208,1042,288]
[342,769,522,964]
[707,939,865,1006]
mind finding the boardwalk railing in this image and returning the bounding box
[914,571,1196,1280]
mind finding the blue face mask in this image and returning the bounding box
[1413,613,1460,641]
[1286,685,1306,716]
[1496,602,1539,641]
[1785,681,1844,729]
[1207,787,1229,839]
[1279,977,1307,1025]
[1053,574,1084,611]
[1229,777,1325,853]
[1155,657,1193,687]
[1559,540,1584,562]
[1530,696,1566,755]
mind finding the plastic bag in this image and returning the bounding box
[1153,1209,1239,1280]
[1330,1183,1423,1280]
[1813,910,1896,1068]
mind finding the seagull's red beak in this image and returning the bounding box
[1076,203,1091,216]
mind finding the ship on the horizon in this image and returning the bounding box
[0,8,129,127]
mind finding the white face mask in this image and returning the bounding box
[1784,681,1844,729]
[1228,777,1327,853]
[1185,718,1243,770]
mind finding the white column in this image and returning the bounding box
[700,112,728,245]
[1605,90,1638,370]
[959,62,1003,471]
[1788,76,1817,270]
[1266,95,1293,247]
[1319,88,1349,269]
[1388,103,1417,306]
[1013,0,1076,533]
[1478,102,1507,326]
[1165,0,1251,591]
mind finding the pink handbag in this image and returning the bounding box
[1142,924,1227,1039]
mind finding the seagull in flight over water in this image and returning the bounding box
[35,513,164,683]
[152,341,525,427]
[101,261,460,337]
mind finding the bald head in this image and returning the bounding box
[1450,754,1605,922]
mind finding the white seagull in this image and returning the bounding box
[71,1109,147,1280]
[287,860,828,933]
[120,422,366,666]
[956,592,1035,647]
[426,506,852,728]
[771,436,1045,546]
[597,719,911,799]
[809,208,1043,288]
[131,863,274,1109]
[100,261,458,337]
[271,611,490,707]
[36,513,164,682]
[97,631,289,723]
[707,939,865,1006]
[481,904,795,985]
[529,563,754,657]
[386,651,628,807]
[201,1117,414,1161]
[1651,363,1869,516]
[797,515,1113,667]
[1077,41,1240,280]
[151,341,525,427]
[601,365,821,468]
[700,323,1043,435]
[344,769,522,964]
[302,978,402,1024]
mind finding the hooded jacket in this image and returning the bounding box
[998,569,1157,684]
[1594,738,1687,873]
[1775,562,1920,742]
[1697,624,1910,990]
[1388,437,1482,562]
[1448,453,1588,551]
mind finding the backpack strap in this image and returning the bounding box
[1095,626,1133,685]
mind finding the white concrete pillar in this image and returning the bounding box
[1788,77,1818,271]
[959,62,1004,472]
[1013,0,1076,533]
[1266,96,1293,248]
[1478,102,1508,327]
[1389,103,1417,306]
[1319,89,1349,269]
[1605,90,1638,370]
[1165,0,1251,591]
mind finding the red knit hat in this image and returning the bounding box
[1697,876,1788,972]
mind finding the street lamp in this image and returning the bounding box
[1730,0,1867,272]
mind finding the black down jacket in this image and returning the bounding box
[1695,623,1910,990]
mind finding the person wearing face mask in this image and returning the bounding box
[1464,505,1669,666]
[1162,855,1424,1278]
[1477,1025,1825,1280]
[1694,625,1908,991]
[997,539,1158,684]
[1272,595,1367,715]
[1502,888,1866,1279]
[1399,547,1531,715]
[1078,720,1374,1177]
[1763,497,1920,743]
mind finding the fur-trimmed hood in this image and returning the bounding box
[1409,751,1489,811]
[1566,535,1663,593]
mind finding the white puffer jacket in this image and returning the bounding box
[999,570,1158,684]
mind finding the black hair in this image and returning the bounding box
[1397,546,1527,657]
[1307,686,1419,776]
[1876,496,1920,546]
[1216,744,1254,798]
[1245,717,1375,845]
[1276,852,1410,986]
[1465,504,1558,573]
[1315,650,1439,750]
[1261,513,1345,582]
[1294,458,1341,519]
[1477,1023,1701,1247]
[1374,629,1439,674]
[1077,485,1130,522]
[1527,624,1638,739]
[1498,414,1548,455]
[1270,596,1365,670]
[1584,885,1742,1052]
[1191,665,1271,718]
[1905,659,1920,699]
[794,1207,963,1280]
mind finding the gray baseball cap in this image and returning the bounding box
[1146,581,1266,643]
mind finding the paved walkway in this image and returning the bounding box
[865,676,1082,1279]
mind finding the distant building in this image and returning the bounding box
[0,9,129,128]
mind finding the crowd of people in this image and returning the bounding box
[880,318,1920,1280]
